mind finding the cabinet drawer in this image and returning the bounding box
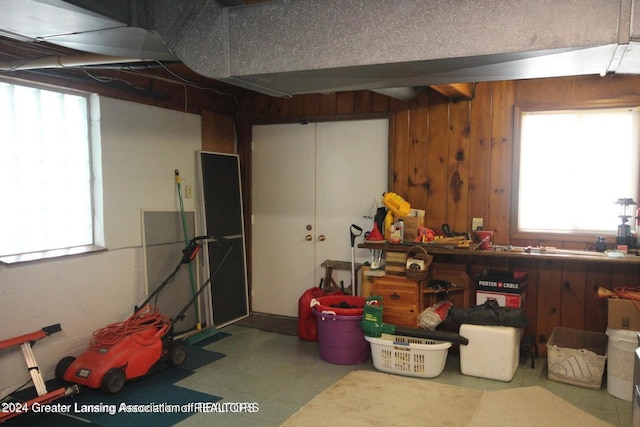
[382,310,418,328]
[374,287,419,308]
[373,275,420,291]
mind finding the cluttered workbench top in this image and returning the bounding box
[364,192,640,265]
[358,241,640,265]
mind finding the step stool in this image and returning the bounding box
[321,260,362,295]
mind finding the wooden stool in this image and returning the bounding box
[321,260,362,295]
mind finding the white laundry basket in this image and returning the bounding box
[365,333,451,378]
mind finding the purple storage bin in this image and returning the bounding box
[313,308,370,365]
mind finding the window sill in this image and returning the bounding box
[510,230,616,244]
[0,245,107,265]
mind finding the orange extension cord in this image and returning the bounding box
[598,286,640,310]
[90,305,171,348]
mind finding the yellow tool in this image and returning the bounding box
[382,192,410,217]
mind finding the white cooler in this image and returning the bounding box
[459,324,523,382]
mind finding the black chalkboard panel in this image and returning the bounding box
[199,152,244,236]
[199,151,248,325]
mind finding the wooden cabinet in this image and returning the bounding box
[373,275,421,328]
[427,267,471,310]
[373,273,471,328]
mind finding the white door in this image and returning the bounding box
[252,119,388,317]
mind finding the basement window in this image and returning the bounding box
[0,80,104,264]
[514,107,639,239]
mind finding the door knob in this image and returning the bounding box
[318,235,326,241]
[305,234,313,241]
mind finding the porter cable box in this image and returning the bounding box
[607,298,640,330]
[476,290,526,308]
[476,270,527,294]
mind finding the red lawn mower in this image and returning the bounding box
[55,235,231,394]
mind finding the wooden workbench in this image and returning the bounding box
[358,241,640,355]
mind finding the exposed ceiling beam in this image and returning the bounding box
[430,83,474,100]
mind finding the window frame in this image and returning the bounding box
[0,78,105,265]
[511,102,640,244]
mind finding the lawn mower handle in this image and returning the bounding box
[172,236,233,324]
[181,235,230,264]
[136,235,231,315]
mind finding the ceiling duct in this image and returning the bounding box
[1,0,640,98]
[0,54,149,72]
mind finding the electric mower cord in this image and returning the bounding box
[90,305,170,348]
[90,262,179,348]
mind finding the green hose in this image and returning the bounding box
[175,169,200,329]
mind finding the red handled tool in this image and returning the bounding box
[0,324,79,423]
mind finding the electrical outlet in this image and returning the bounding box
[185,184,193,199]
[472,217,483,231]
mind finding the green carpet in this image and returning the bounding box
[5,334,230,427]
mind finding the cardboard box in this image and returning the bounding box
[608,298,640,330]
[546,327,607,389]
[476,270,527,294]
[476,290,525,308]
[400,215,424,242]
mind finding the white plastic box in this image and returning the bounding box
[365,334,451,378]
[546,327,607,389]
[459,324,523,381]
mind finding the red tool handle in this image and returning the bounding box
[0,324,61,351]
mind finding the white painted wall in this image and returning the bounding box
[0,97,202,398]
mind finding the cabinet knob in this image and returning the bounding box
[318,235,326,242]
[306,224,313,230]
[305,234,313,241]
[390,292,400,300]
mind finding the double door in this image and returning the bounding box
[251,119,388,316]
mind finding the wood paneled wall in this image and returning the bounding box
[238,74,640,249]
[236,74,640,350]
